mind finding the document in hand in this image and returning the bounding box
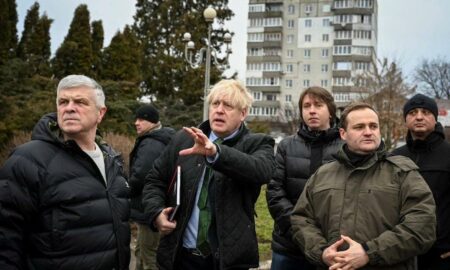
[169,165,181,221]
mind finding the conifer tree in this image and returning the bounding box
[91,20,104,77]
[0,0,18,63]
[52,4,93,78]
[17,2,53,76]
[101,25,142,82]
[132,0,233,105]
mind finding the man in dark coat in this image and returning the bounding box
[266,86,342,270]
[142,79,275,270]
[393,94,450,270]
[0,75,130,269]
[129,104,174,270]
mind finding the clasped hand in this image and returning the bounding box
[322,235,369,270]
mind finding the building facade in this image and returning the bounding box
[246,0,378,130]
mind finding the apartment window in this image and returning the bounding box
[305,19,312,27]
[321,49,329,57]
[322,18,330,27]
[287,35,294,44]
[286,79,293,88]
[287,50,294,58]
[288,4,295,14]
[305,4,312,13]
[333,45,352,55]
[303,80,310,87]
[334,62,352,70]
[248,33,263,42]
[321,80,328,87]
[321,64,328,72]
[253,91,261,100]
[323,4,331,12]
[322,34,329,42]
[287,19,295,29]
[304,49,311,58]
[266,94,277,101]
[303,64,311,72]
[286,64,293,73]
[305,34,311,42]
[285,94,292,102]
[249,4,264,13]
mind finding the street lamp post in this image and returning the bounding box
[183,6,232,121]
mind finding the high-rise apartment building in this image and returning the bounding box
[246,0,378,130]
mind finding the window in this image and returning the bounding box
[266,94,277,101]
[287,19,295,28]
[286,64,294,73]
[305,4,312,13]
[322,18,330,27]
[285,94,292,102]
[322,34,329,42]
[333,45,352,55]
[323,4,331,12]
[305,19,312,27]
[303,64,311,72]
[252,91,261,100]
[287,50,294,58]
[304,49,311,58]
[287,35,294,44]
[288,4,295,14]
[305,34,311,42]
[286,79,293,88]
[321,64,328,72]
[303,80,310,87]
[334,62,352,70]
[321,80,328,87]
[321,49,329,57]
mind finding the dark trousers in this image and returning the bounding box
[418,249,450,270]
[176,247,249,270]
[270,251,315,270]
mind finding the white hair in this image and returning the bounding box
[56,75,105,108]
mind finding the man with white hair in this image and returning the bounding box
[0,75,130,269]
[142,79,276,270]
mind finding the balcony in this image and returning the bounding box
[248,85,281,93]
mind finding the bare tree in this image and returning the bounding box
[414,58,450,99]
[355,58,415,149]
[278,101,301,135]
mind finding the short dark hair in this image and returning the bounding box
[340,102,379,130]
[298,86,337,126]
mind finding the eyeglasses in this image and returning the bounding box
[210,100,235,111]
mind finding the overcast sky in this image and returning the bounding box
[16,0,450,81]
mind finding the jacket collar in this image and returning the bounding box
[406,122,445,152]
[198,120,248,146]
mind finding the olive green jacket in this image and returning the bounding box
[291,146,436,270]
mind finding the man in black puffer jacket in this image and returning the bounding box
[129,104,175,270]
[393,94,450,270]
[266,87,342,270]
[0,75,130,270]
[142,79,275,270]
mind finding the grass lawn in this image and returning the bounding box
[255,184,274,261]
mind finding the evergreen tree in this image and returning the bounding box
[101,26,142,82]
[91,20,104,77]
[132,0,233,106]
[0,0,18,63]
[52,4,93,78]
[17,2,39,59]
[17,2,53,76]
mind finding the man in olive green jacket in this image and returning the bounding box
[291,102,436,270]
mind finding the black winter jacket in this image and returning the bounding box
[142,121,275,270]
[0,113,130,270]
[393,123,450,251]
[266,124,342,258]
[129,126,175,224]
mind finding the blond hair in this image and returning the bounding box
[207,79,253,111]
